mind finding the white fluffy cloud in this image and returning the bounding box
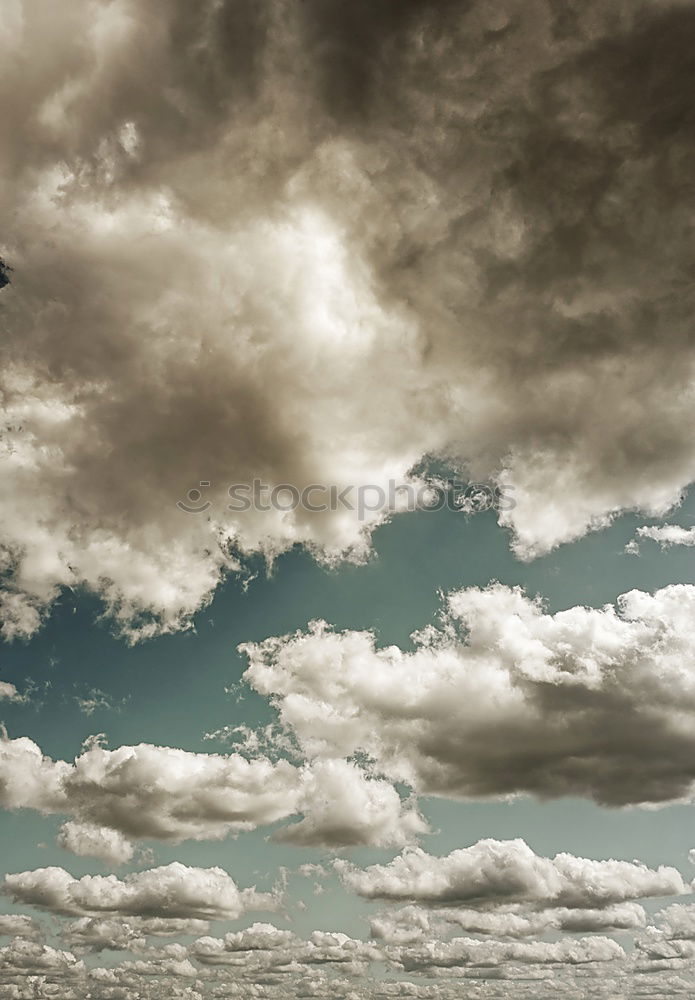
[370,901,647,943]
[337,839,686,908]
[394,937,625,971]
[190,923,383,975]
[4,862,277,921]
[243,582,695,805]
[62,915,210,953]
[656,904,695,941]
[637,525,695,548]
[0,735,424,854]
[0,938,84,979]
[0,916,40,940]
[0,736,70,813]
[57,822,134,867]
[391,935,626,972]
[2,0,695,638]
[0,903,686,1000]
[274,759,428,848]
[0,684,25,704]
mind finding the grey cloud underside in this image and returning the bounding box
[336,839,687,908]
[242,582,695,807]
[2,0,695,636]
[0,737,427,857]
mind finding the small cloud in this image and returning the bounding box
[637,524,695,548]
[58,820,135,866]
[81,732,108,753]
[75,689,127,716]
[0,680,29,704]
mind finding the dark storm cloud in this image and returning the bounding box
[3,0,695,638]
[298,0,467,122]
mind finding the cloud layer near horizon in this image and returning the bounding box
[0,840,693,1000]
[3,0,695,638]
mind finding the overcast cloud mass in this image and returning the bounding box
[2,0,695,639]
[2,0,695,997]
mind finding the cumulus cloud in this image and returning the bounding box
[190,923,383,977]
[57,822,135,867]
[62,915,210,954]
[243,581,695,806]
[0,684,26,704]
[369,907,435,946]
[392,935,626,972]
[336,839,686,908]
[636,525,695,548]
[370,901,647,943]
[2,0,695,637]
[0,916,41,940]
[4,902,681,1000]
[0,938,84,979]
[655,904,695,941]
[401,935,626,973]
[0,734,423,853]
[274,759,428,848]
[4,862,278,921]
[0,735,70,812]
[185,921,630,989]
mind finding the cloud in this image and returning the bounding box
[73,688,126,717]
[0,734,424,853]
[0,683,27,704]
[0,915,41,940]
[2,0,695,637]
[369,901,647,942]
[656,904,695,941]
[0,902,679,1000]
[186,921,628,987]
[274,759,428,848]
[4,862,278,921]
[391,935,626,972]
[54,742,298,841]
[0,938,84,979]
[242,582,695,806]
[62,915,210,953]
[191,922,296,963]
[190,923,383,976]
[0,735,70,812]
[336,839,686,908]
[0,681,30,705]
[637,525,695,548]
[57,822,135,867]
[369,907,434,946]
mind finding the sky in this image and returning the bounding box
[2,1,695,998]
